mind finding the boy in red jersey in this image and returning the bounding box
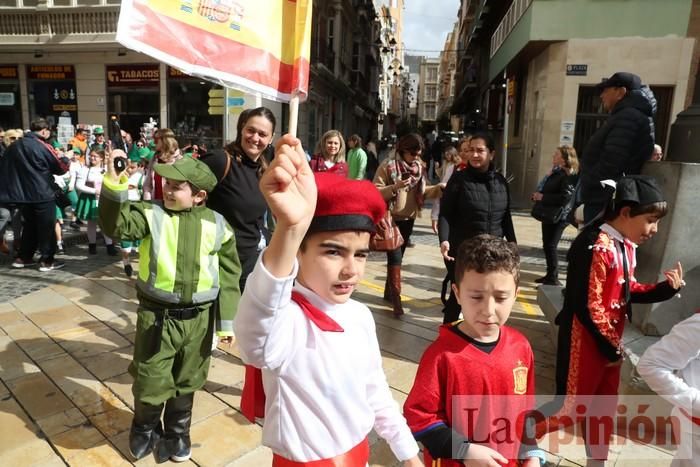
[404,235,544,466]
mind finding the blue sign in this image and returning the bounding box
[227,97,245,106]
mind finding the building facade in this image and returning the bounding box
[437,22,459,131]
[452,0,697,205]
[0,0,288,149]
[0,0,386,154]
[298,0,384,152]
[418,57,440,127]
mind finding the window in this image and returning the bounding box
[167,81,223,151]
[352,42,360,71]
[425,104,436,120]
[427,67,438,82]
[426,85,437,100]
[573,85,674,155]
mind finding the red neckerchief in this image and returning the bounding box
[241,290,344,422]
[456,162,468,171]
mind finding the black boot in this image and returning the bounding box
[129,401,163,460]
[383,277,390,301]
[88,243,97,254]
[156,393,194,463]
[106,243,118,256]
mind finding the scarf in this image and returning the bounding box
[385,154,426,208]
[240,290,344,422]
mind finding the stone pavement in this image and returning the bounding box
[0,211,676,466]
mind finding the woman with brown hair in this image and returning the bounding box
[373,133,443,317]
[530,145,579,285]
[200,107,275,291]
[438,132,516,323]
[310,129,348,178]
[142,128,182,201]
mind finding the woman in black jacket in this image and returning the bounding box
[438,132,516,324]
[530,145,579,285]
[201,107,275,291]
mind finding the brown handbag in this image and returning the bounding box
[370,209,404,251]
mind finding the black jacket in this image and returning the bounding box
[438,164,516,251]
[580,87,656,205]
[0,132,69,204]
[201,149,271,258]
[532,169,578,224]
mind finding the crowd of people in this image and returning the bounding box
[0,70,695,467]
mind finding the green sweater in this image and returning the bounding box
[347,147,368,180]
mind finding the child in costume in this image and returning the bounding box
[75,149,116,255]
[120,159,144,278]
[404,234,545,467]
[234,134,422,466]
[638,311,698,467]
[99,151,241,463]
[535,175,684,465]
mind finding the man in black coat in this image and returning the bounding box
[0,118,70,271]
[579,72,656,223]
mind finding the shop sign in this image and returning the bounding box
[0,92,15,106]
[566,64,588,76]
[207,87,225,115]
[51,85,77,113]
[28,65,75,80]
[168,66,195,79]
[0,65,18,79]
[106,64,160,86]
[507,80,516,97]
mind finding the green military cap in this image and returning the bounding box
[93,126,105,135]
[154,157,217,192]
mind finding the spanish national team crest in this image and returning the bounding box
[513,360,528,395]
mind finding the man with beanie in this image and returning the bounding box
[579,72,657,223]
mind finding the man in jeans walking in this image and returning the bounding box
[0,118,70,271]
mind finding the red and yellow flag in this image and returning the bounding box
[117,0,312,102]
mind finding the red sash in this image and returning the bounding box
[272,438,369,467]
[240,290,344,422]
[680,407,700,426]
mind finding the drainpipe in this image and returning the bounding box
[501,70,509,178]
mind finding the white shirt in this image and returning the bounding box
[127,171,144,202]
[75,166,104,196]
[233,255,419,462]
[638,313,700,422]
[638,314,700,466]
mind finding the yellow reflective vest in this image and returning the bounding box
[98,175,241,335]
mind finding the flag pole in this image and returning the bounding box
[288,93,299,138]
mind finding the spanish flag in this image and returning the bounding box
[116,0,312,102]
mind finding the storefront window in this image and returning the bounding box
[167,67,223,151]
[106,64,160,142]
[0,66,21,130]
[27,65,78,127]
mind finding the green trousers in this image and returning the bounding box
[130,304,214,406]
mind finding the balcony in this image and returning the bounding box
[489,0,532,58]
[0,6,119,45]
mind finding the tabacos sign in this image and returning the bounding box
[106,64,160,86]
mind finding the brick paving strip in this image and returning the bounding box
[0,213,675,466]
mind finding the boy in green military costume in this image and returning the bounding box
[99,150,241,463]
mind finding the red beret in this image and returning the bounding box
[309,172,386,234]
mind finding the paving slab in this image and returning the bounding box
[0,210,675,466]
